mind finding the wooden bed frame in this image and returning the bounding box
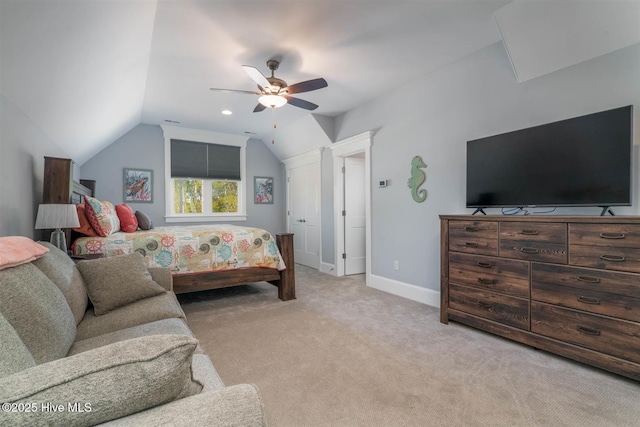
[43,158,296,301]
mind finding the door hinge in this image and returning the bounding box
[342,210,346,216]
[342,253,346,259]
[342,166,345,173]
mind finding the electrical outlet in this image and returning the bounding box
[393,260,400,271]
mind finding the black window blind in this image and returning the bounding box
[171,139,241,180]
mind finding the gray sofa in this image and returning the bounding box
[0,241,267,427]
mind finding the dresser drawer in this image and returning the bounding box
[531,302,640,364]
[500,222,567,263]
[531,263,640,322]
[449,221,498,256]
[449,253,529,298]
[570,224,640,273]
[449,283,529,330]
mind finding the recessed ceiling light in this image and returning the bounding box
[222,110,232,115]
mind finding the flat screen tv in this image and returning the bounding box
[466,105,633,211]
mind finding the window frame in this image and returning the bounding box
[162,125,248,222]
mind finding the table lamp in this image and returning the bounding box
[35,204,80,254]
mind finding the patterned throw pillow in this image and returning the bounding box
[83,196,120,237]
[115,204,139,233]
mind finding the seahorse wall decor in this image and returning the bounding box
[407,155,427,203]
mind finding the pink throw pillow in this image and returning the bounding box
[115,204,139,233]
[0,236,49,270]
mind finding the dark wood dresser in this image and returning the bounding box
[440,215,640,381]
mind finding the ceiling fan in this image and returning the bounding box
[210,60,328,112]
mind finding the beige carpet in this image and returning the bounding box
[178,266,640,427]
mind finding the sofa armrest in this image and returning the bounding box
[98,384,267,427]
[148,267,173,292]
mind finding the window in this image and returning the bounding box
[162,126,247,222]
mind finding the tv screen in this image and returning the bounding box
[466,105,633,209]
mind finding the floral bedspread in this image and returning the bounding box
[72,224,286,274]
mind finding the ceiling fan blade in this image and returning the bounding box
[210,88,261,95]
[253,103,267,113]
[286,78,328,94]
[242,65,271,89]
[284,95,318,111]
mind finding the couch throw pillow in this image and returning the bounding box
[116,203,139,233]
[76,252,166,315]
[135,210,154,230]
[0,334,203,427]
[0,236,49,271]
[83,196,120,237]
[73,204,99,237]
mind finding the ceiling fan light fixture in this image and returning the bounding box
[258,94,287,108]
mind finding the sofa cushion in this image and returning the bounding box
[0,236,49,270]
[0,312,35,378]
[192,353,226,391]
[0,263,76,364]
[75,292,186,341]
[68,318,194,355]
[99,384,266,427]
[83,195,120,236]
[0,334,203,427]
[77,252,166,315]
[33,242,88,325]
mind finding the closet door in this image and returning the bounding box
[288,161,320,270]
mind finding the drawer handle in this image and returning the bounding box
[577,325,601,336]
[465,226,478,232]
[520,247,539,254]
[577,296,601,305]
[477,278,496,285]
[599,233,625,239]
[521,229,539,235]
[476,262,494,268]
[465,242,479,248]
[576,275,601,284]
[477,300,491,308]
[600,254,625,262]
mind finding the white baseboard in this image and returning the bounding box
[319,262,336,275]
[368,274,440,308]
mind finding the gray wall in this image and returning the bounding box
[0,94,71,239]
[331,41,640,292]
[80,124,286,233]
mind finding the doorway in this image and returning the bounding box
[343,154,366,275]
[329,131,373,281]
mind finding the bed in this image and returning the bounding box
[72,224,295,300]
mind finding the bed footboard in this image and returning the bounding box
[172,232,296,301]
[269,233,295,301]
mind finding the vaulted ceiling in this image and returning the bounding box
[1,1,638,164]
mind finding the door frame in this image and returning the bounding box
[283,148,324,269]
[329,131,373,281]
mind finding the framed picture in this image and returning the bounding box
[254,176,274,204]
[123,168,153,203]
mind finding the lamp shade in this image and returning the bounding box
[258,94,287,108]
[35,204,80,229]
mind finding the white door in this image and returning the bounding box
[344,156,366,275]
[289,163,320,269]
